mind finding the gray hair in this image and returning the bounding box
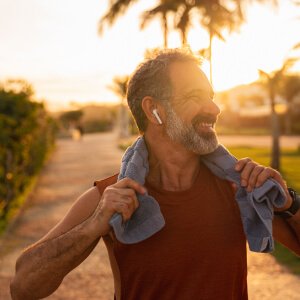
[127,48,201,132]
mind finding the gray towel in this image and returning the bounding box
[109,136,286,252]
[201,146,286,252]
[109,138,165,244]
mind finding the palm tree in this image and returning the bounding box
[172,2,193,46]
[141,0,179,48]
[280,75,300,135]
[258,58,297,170]
[108,76,130,138]
[194,0,242,84]
[98,0,138,34]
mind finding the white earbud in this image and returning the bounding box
[152,109,163,125]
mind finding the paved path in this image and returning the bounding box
[218,135,300,148]
[0,132,299,300]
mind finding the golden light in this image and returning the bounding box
[0,0,299,110]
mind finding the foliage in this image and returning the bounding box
[109,76,130,138]
[0,79,56,226]
[98,0,272,84]
[108,75,129,102]
[280,74,300,134]
[59,109,83,129]
[83,119,114,133]
[258,57,299,170]
[98,0,139,34]
[141,1,178,48]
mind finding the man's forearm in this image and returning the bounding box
[287,210,300,244]
[10,218,100,300]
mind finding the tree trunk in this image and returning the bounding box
[119,102,129,139]
[209,26,213,85]
[270,94,280,170]
[162,13,168,48]
[181,29,187,46]
[285,102,292,135]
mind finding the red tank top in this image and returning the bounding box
[94,162,248,300]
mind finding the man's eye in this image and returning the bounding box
[186,96,213,104]
[187,96,203,103]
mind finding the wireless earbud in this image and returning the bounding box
[152,109,163,125]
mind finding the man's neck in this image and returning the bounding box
[144,130,200,192]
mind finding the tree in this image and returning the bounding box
[108,76,130,138]
[0,79,56,220]
[280,74,300,134]
[141,0,179,48]
[172,1,192,46]
[59,110,83,129]
[98,0,139,34]
[193,0,243,84]
[258,58,297,170]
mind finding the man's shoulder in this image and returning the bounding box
[94,174,119,195]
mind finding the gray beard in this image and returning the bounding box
[164,104,219,155]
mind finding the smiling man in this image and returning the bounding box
[11,48,300,300]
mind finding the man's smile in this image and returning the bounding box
[198,122,215,132]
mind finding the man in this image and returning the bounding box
[10,49,300,299]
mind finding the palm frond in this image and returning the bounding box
[98,0,138,34]
[293,42,300,50]
[258,69,270,80]
[107,75,129,99]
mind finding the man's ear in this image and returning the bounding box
[141,96,164,125]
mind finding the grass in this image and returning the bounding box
[228,146,300,275]
[227,146,300,193]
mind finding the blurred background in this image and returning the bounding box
[1,0,300,299]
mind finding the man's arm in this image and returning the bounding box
[235,158,300,256]
[273,212,300,256]
[10,178,144,300]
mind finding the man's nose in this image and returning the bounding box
[202,100,221,117]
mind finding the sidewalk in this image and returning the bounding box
[0,132,299,299]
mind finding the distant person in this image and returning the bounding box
[71,124,84,141]
[76,124,84,140]
[10,49,300,300]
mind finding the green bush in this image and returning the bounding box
[0,79,57,225]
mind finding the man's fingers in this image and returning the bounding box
[256,167,283,187]
[255,168,271,187]
[239,161,256,187]
[235,157,251,172]
[114,200,135,222]
[114,177,146,195]
[114,202,130,221]
[235,159,290,208]
[115,188,140,210]
[247,165,265,190]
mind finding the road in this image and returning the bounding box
[218,135,300,148]
[0,132,299,299]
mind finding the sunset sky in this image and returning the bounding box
[0,0,299,111]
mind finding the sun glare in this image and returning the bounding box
[187,2,300,92]
[0,0,299,110]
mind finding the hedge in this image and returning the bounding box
[0,80,57,230]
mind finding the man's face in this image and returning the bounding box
[163,61,220,155]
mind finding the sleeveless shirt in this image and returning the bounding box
[94,162,248,300]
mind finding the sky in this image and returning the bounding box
[0,0,299,111]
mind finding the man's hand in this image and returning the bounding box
[235,158,292,211]
[90,178,146,236]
